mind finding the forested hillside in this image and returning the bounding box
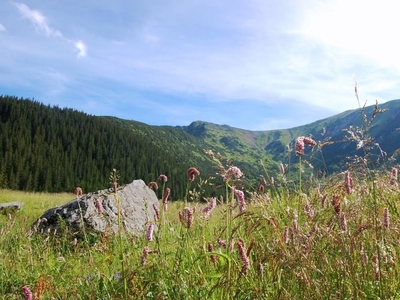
[2,95,400,197]
[0,96,207,198]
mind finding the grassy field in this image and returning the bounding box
[1,157,400,300]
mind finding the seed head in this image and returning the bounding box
[187,167,200,182]
[158,174,168,182]
[148,181,158,190]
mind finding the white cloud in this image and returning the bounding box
[0,23,6,32]
[14,2,62,38]
[75,40,87,58]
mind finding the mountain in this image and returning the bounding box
[1,95,400,195]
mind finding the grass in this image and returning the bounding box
[1,162,400,299]
[2,87,400,299]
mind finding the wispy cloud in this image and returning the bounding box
[14,2,62,38]
[1,1,398,130]
[0,23,6,32]
[13,2,87,58]
[75,40,87,58]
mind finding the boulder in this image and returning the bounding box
[32,180,159,237]
[0,202,23,215]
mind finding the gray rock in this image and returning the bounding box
[0,202,23,215]
[32,180,159,237]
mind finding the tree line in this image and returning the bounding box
[0,95,199,199]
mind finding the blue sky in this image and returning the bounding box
[1,1,399,130]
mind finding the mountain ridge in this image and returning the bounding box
[1,95,399,194]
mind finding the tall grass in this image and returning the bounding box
[2,90,400,299]
[1,161,400,299]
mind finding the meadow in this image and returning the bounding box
[2,90,400,299]
[1,146,400,300]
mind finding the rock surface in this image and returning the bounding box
[33,180,159,236]
[0,202,23,215]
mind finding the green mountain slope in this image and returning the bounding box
[1,95,400,195]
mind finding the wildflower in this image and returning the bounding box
[75,187,83,196]
[292,219,299,234]
[372,254,380,280]
[361,245,368,265]
[95,199,103,214]
[340,212,348,232]
[295,137,305,156]
[224,166,243,180]
[390,167,398,186]
[146,223,154,241]
[237,239,251,276]
[217,237,227,247]
[344,170,354,194]
[113,181,118,193]
[208,242,217,266]
[283,226,289,244]
[234,189,246,213]
[148,181,158,190]
[158,174,168,182]
[295,136,316,156]
[162,188,170,211]
[332,194,341,214]
[304,137,317,147]
[187,167,200,182]
[152,203,160,221]
[383,207,390,229]
[141,246,150,265]
[73,238,77,246]
[202,197,217,217]
[304,202,314,219]
[179,207,195,229]
[22,286,33,300]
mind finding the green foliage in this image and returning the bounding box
[2,95,400,197]
[2,165,400,299]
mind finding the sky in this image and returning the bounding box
[1,0,400,131]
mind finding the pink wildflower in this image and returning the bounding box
[390,168,398,186]
[158,174,168,182]
[283,226,289,244]
[295,136,316,156]
[141,246,150,265]
[113,181,118,193]
[224,166,243,180]
[292,219,299,234]
[162,188,170,211]
[75,187,83,196]
[148,181,158,190]
[146,223,154,241]
[95,199,103,214]
[234,189,246,213]
[237,239,251,276]
[187,167,200,182]
[202,197,217,216]
[180,207,195,229]
[344,170,354,194]
[383,207,390,229]
[332,194,341,214]
[208,242,217,266]
[22,286,33,300]
[152,203,160,221]
[217,237,227,247]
